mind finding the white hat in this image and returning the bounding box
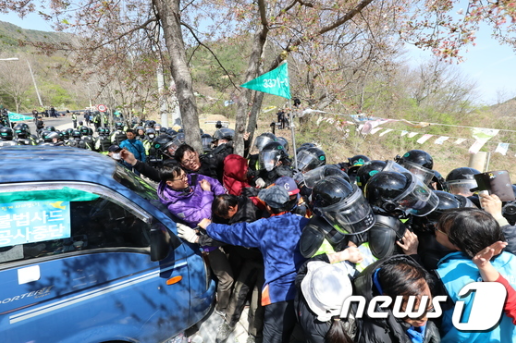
[301,261,353,322]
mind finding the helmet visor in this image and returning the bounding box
[317,186,376,235]
[446,180,478,197]
[202,137,212,147]
[393,173,439,216]
[259,150,280,171]
[297,150,318,172]
[299,166,324,188]
[255,136,272,151]
[400,160,435,185]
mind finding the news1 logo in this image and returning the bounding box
[341,282,507,330]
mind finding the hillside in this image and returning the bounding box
[0,20,71,51]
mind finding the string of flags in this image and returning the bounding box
[315,115,516,156]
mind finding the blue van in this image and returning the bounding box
[0,146,215,342]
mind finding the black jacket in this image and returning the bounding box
[133,158,179,182]
[353,255,441,343]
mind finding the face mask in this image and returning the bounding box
[149,134,155,139]
[112,152,121,160]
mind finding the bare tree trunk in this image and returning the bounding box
[234,0,269,157]
[153,0,202,152]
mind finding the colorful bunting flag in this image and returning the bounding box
[454,138,467,145]
[400,130,409,137]
[379,129,394,137]
[370,127,383,135]
[417,134,433,144]
[434,136,450,145]
[495,143,510,156]
[469,128,499,154]
[407,132,419,138]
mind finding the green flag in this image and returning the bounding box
[241,62,291,99]
[8,112,33,122]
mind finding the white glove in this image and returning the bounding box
[177,223,199,244]
[255,178,266,188]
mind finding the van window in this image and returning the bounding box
[0,185,151,265]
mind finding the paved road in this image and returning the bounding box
[23,115,79,134]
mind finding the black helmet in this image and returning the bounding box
[312,176,375,235]
[425,191,462,224]
[135,125,144,133]
[216,120,222,129]
[276,137,289,154]
[348,155,371,168]
[0,126,13,140]
[145,128,156,140]
[104,127,111,135]
[43,131,59,143]
[178,128,184,133]
[202,133,213,151]
[87,127,94,136]
[213,128,235,142]
[255,133,276,151]
[296,142,316,155]
[430,170,447,191]
[445,167,480,196]
[44,125,57,132]
[145,120,156,128]
[259,141,287,171]
[166,128,177,136]
[72,130,82,138]
[79,126,89,136]
[396,149,433,169]
[153,134,175,156]
[395,150,435,184]
[65,128,75,136]
[364,170,438,217]
[296,147,326,173]
[97,127,107,136]
[296,165,351,188]
[356,160,386,190]
[115,122,124,130]
[14,123,30,138]
[160,127,167,133]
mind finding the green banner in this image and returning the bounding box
[241,62,291,99]
[8,111,33,122]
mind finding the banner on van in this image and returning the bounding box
[0,200,71,247]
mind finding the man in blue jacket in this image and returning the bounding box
[120,129,146,175]
[198,186,309,343]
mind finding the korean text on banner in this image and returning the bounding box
[469,128,499,154]
[241,62,291,99]
[0,200,71,248]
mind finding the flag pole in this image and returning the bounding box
[289,99,298,170]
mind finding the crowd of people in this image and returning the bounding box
[1,116,516,343]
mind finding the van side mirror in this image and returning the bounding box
[149,228,171,261]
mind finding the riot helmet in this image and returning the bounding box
[115,122,124,130]
[97,127,107,136]
[213,128,235,144]
[348,155,371,169]
[365,168,438,217]
[275,137,289,155]
[160,127,168,133]
[166,128,177,136]
[445,167,480,196]
[201,133,213,152]
[296,142,316,155]
[71,130,82,138]
[44,125,57,132]
[254,133,276,152]
[43,131,59,143]
[312,176,376,235]
[297,147,326,173]
[153,134,175,157]
[104,127,111,135]
[356,160,386,190]
[431,170,447,191]
[14,123,30,139]
[425,191,462,224]
[259,141,287,171]
[145,128,156,140]
[395,150,435,185]
[79,126,90,136]
[296,165,351,188]
[0,127,14,141]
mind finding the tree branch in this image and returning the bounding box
[180,21,239,90]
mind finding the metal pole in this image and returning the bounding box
[26,60,43,107]
[289,99,298,170]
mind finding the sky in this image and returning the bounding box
[1,11,515,106]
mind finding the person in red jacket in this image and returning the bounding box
[473,240,516,324]
[222,154,252,196]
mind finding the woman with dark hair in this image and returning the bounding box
[435,208,516,342]
[353,255,441,343]
[157,165,225,227]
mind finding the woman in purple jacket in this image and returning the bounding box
[157,165,226,227]
[158,165,234,317]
